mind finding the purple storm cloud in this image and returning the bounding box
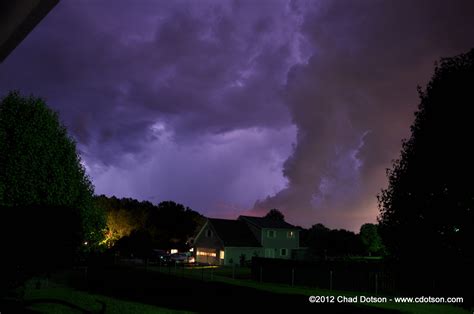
[1,0,473,230]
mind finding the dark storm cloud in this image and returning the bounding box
[1,0,473,229]
[0,0,304,162]
[0,0,303,215]
[255,0,474,229]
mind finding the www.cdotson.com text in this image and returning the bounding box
[308,295,464,304]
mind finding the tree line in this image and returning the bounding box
[95,195,205,257]
[300,222,385,258]
[266,208,385,258]
[97,201,384,259]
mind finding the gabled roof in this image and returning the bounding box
[208,218,261,247]
[238,215,297,229]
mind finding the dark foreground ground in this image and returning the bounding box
[2,263,470,313]
[82,265,399,313]
[1,265,403,313]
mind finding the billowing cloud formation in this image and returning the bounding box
[1,0,473,230]
[0,1,302,154]
[0,0,303,218]
[90,125,296,220]
[255,0,474,229]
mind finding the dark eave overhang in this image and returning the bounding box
[0,0,59,63]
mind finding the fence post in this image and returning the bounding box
[329,270,333,291]
[375,273,378,295]
[291,268,295,286]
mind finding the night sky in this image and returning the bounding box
[1,0,473,231]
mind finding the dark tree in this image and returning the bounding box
[359,223,385,256]
[0,92,105,295]
[264,208,285,221]
[326,229,364,257]
[305,223,364,258]
[305,223,330,257]
[95,195,205,255]
[378,49,474,265]
[145,200,204,250]
[114,229,154,259]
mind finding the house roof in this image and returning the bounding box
[238,215,297,229]
[208,218,261,247]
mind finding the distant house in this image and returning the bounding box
[193,215,300,265]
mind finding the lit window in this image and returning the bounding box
[196,250,217,257]
[170,249,178,254]
[280,248,287,256]
[220,251,225,259]
[287,231,295,239]
[267,230,276,238]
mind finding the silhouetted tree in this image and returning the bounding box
[115,229,154,259]
[95,195,205,253]
[239,254,246,266]
[305,223,330,257]
[146,200,204,250]
[264,208,285,221]
[305,223,364,258]
[0,92,105,295]
[378,49,474,266]
[326,229,364,257]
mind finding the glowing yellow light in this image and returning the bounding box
[196,251,216,257]
[219,251,225,259]
[170,249,178,254]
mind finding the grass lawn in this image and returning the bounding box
[148,265,470,314]
[21,277,193,314]
[10,265,469,314]
[19,265,394,314]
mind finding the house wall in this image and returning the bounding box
[260,228,299,259]
[195,247,220,265]
[223,247,263,266]
[193,222,223,265]
[194,219,301,264]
